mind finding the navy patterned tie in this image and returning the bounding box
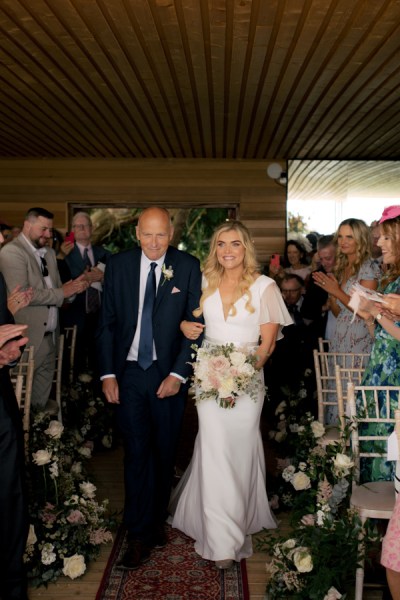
[83,248,100,313]
[138,262,157,370]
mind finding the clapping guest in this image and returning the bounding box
[268,240,312,284]
[0,227,30,600]
[313,218,380,355]
[0,207,88,410]
[301,235,337,340]
[64,212,111,375]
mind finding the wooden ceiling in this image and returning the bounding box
[1,0,400,160]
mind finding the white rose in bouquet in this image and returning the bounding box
[291,471,311,491]
[237,362,255,376]
[218,377,237,398]
[333,453,354,475]
[62,554,86,579]
[230,351,247,367]
[293,547,313,572]
[44,420,64,439]
[32,449,52,466]
[282,538,297,550]
[311,421,325,438]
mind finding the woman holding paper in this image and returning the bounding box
[357,206,400,388]
[353,207,400,599]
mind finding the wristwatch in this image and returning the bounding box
[375,313,383,322]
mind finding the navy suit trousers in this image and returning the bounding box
[117,361,186,541]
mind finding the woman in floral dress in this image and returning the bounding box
[355,208,400,480]
[353,206,400,600]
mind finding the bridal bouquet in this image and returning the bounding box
[190,342,261,408]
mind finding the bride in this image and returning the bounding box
[169,220,292,569]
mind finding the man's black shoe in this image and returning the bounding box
[116,539,151,570]
[151,526,168,548]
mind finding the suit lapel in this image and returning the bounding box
[130,250,141,327]
[154,248,175,313]
[16,236,44,280]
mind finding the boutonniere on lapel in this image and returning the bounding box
[161,264,174,286]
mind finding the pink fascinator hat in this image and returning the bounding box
[379,205,400,223]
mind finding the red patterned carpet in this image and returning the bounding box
[96,524,249,600]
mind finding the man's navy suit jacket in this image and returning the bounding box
[96,245,202,382]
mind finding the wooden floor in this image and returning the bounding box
[28,397,387,600]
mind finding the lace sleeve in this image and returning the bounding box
[258,279,293,341]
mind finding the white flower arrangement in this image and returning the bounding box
[190,342,261,408]
[25,410,116,587]
[161,263,174,285]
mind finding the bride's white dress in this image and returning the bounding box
[170,276,292,562]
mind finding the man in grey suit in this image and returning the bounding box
[0,207,88,409]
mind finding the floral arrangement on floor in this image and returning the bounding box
[260,402,377,599]
[190,342,262,408]
[25,410,117,587]
[61,372,115,449]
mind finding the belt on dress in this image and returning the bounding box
[204,336,258,347]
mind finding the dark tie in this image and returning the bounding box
[138,262,157,370]
[83,248,100,313]
[289,304,303,326]
[40,256,48,277]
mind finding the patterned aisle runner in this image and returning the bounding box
[96,525,249,600]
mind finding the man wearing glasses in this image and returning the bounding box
[0,207,88,410]
[64,211,111,376]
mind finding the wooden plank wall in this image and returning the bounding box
[0,159,286,265]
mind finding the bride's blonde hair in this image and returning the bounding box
[193,220,259,318]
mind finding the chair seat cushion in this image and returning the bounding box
[351,481,395,518]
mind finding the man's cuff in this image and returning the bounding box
[100,374,116,381]
[170,372,187,384]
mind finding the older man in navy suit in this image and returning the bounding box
[97,207,203,570]
[64,211,111,375]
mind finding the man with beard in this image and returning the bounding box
[0,208,88,410]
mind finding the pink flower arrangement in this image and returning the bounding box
[191,342,261,409]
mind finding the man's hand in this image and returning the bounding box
[102,377,120,404]
[60,240,74,256]
[85,267,104,284]
[0,336,29,366]
[62,274,89,298]
[7,285,33,315]
[157,375,182,398]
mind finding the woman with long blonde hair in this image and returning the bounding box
[170,220,292,569]
[312,217,380,354]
